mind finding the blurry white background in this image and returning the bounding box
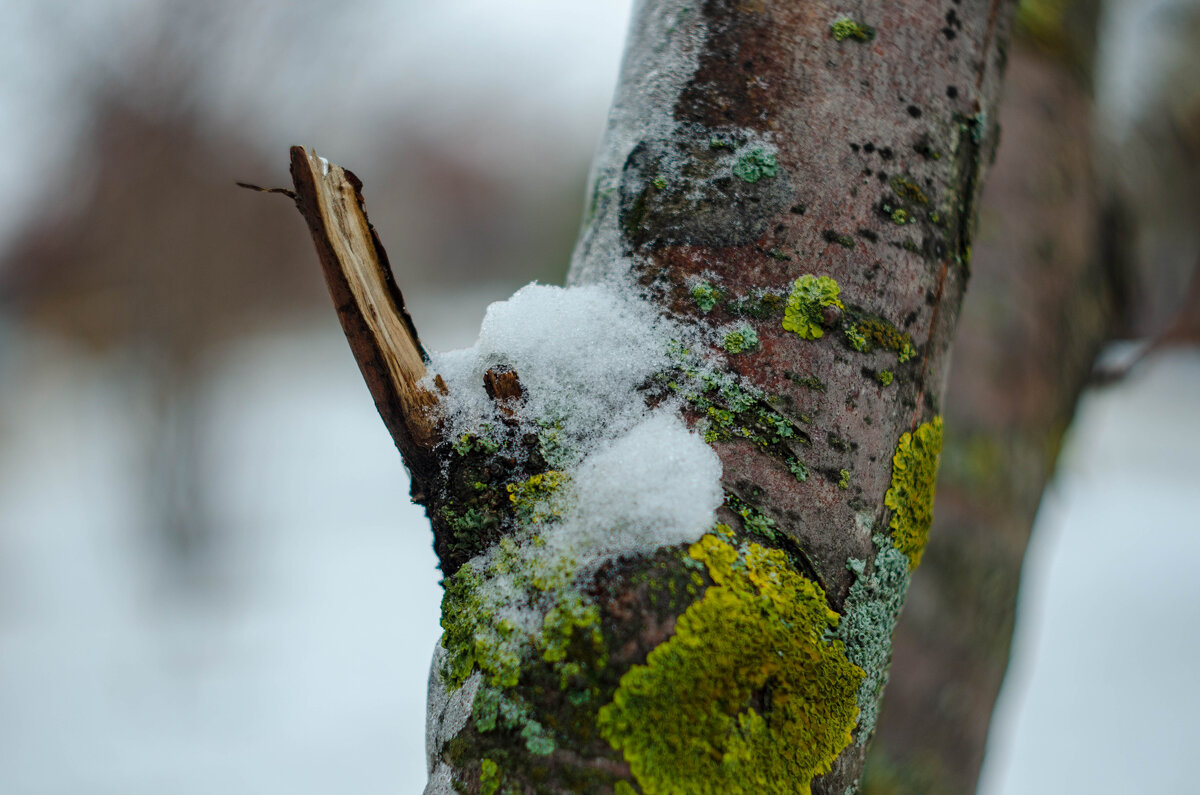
[0,1,1197,793]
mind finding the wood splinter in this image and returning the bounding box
[286,146,442,482]
[483,367,524,419]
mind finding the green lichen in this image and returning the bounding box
[506,471,567,524]
[439,534,602,757]
[787,457,809,483]
[724,494,779,542]
[471,683,556,756]
[440,505,497,537]
[614,783,639,795]
[844,316,916,362]
[884,417,944,568]
[540,592,606,688]
[535,419,573,470]
[652,175,668,190]
[727,290,784,319]
[681,371,808,453]
[890,176,929,205]
[824,230,856,249]
[732,148,778,183]
[782,274,844,340]
[453,432,501,457]
[598,533,864,795]
[835,532,911,744]
[480,758,501,795]
[838,469,851,490]
[845,325,868,352]
[877,370,893,386]
[768,247,791,261]
[690,281,722,312]
[831,17,876,42]
[890,208,909,225]
[722,326,760,354]
[789,373,826,391]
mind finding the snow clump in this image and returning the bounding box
[426,281,723,557]
[430,283,676,465]
[561,413,722,556]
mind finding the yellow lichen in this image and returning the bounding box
[884,417,944,568]
[507,470,567,523]
[782,274,844,340]
[598,534,863,794]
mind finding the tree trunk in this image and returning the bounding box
[290,1,1017,792]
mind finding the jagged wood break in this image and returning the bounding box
[288,146,441,490]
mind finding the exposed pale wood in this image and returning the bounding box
[288,146,440,475]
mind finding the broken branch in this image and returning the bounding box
[288,146,441,478]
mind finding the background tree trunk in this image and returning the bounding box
[862,4,1123,789]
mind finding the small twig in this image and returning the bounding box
[235,181,298,200]
[1091,253,1200,386]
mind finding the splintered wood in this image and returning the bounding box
[288,146,441,471]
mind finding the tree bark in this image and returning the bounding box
[290,1,1017,792]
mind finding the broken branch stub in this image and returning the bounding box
[288,146,441,484]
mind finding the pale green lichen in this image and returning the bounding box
[787,457,809,483]
[782,275,843,340]
[838,469,851,490]
[845,325,868,352]
[724,495,779,542]
[677,370,806,453]
[835,533,911,744]
[727,290,785,319]
[453,432,501,457]
[690,281,722,312]
[890,175,929,205]
[722,326,760,354]
[535,419,573,469]
[877,370,894,386]
[732,147,778,183]
[599,533,864,794]
[831,17,876,42]
[884,417,944,568]
[844,316,917,363]
[890,208,910,225]
[438,535,599,757]
[470,682,557,756]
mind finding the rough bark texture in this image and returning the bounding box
[293,2,1018,793]
[861,11,1121,793]
[572,0,1012,598]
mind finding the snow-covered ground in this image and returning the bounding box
[0,289,502,794]
[1,291,1198,793]
[978,349,1200,795]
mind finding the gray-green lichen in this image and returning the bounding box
[732,147,779,183]
[834,531,911,744]
[691,281,722,312]
[722,325,760,354]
